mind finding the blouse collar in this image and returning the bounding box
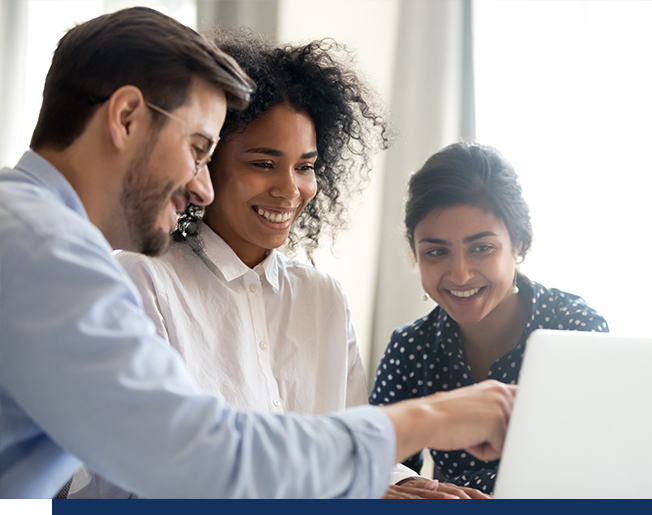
[198,221,280,291]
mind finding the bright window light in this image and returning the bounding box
[474,0,652,336]
[3,1,196,168]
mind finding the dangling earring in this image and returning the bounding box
[512,269,520,295]
[423,292,430,301]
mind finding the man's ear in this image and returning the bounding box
[106,85,148,150]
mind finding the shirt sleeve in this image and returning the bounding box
[1,227,396,498]
[69,252,174,499]
[389,463,422,485]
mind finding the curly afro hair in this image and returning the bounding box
[172,27,390,261]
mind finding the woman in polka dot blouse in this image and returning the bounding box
[370,142,608,495]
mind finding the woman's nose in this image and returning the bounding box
[448,256,474,285]
[270,168,300,200]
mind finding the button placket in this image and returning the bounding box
[245,272,283,413]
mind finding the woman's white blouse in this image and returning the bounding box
[116,223,368,414]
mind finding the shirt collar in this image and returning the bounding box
[514,274,541,348]
[198,221,280,291]
[433,308,461,357]
[14,150,89,221]
[258,249,280,291]
[522,275,541,324]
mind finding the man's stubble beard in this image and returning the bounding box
[119,135,177,257]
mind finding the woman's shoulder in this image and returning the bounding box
[114,249,154,270]
[115,241,196,279]
[275,252,345,292]
[529,279,609,332]
[531,280,598,312]
[390,306,443,343]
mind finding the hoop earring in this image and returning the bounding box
[423,292,430,301]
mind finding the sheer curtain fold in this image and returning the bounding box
[368,0,474,377]
[0,0,29,169]
[197,0,279,40]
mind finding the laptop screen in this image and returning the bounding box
[493,329,652,499]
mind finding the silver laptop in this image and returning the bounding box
[493,329,652,499]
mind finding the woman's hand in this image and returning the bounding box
[383,478,491,499]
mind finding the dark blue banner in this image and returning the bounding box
[52,499,652,515]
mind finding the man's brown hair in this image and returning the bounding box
[30,6,254,151]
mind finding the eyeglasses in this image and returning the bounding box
[144,101,219,176]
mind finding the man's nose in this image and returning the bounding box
[186,164,214,206]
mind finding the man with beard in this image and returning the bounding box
[0,6,516,499]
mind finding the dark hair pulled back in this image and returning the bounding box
[405,142,533,259]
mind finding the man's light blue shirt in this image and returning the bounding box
[0,151,395,499]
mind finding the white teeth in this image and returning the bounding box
[450,288,481,298]
[257,208,292,223]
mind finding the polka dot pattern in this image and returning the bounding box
[369,277,608,494]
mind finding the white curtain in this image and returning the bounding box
[196,0,278,38]
[0,0,31,168]
[367,0,473,377]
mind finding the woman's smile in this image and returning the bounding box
[253,206,295,225]
[445,286,487,307]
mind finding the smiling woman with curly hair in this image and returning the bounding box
[173,28,390,260]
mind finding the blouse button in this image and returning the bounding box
[273,398,281,407]
[259,341,268,350]
[249,284,258,293]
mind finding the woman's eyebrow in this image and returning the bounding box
[244,148,318,159]
[419,232,499,246]
[463,231,498,243]
[245,147,283,156]
[418,237,449,245]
